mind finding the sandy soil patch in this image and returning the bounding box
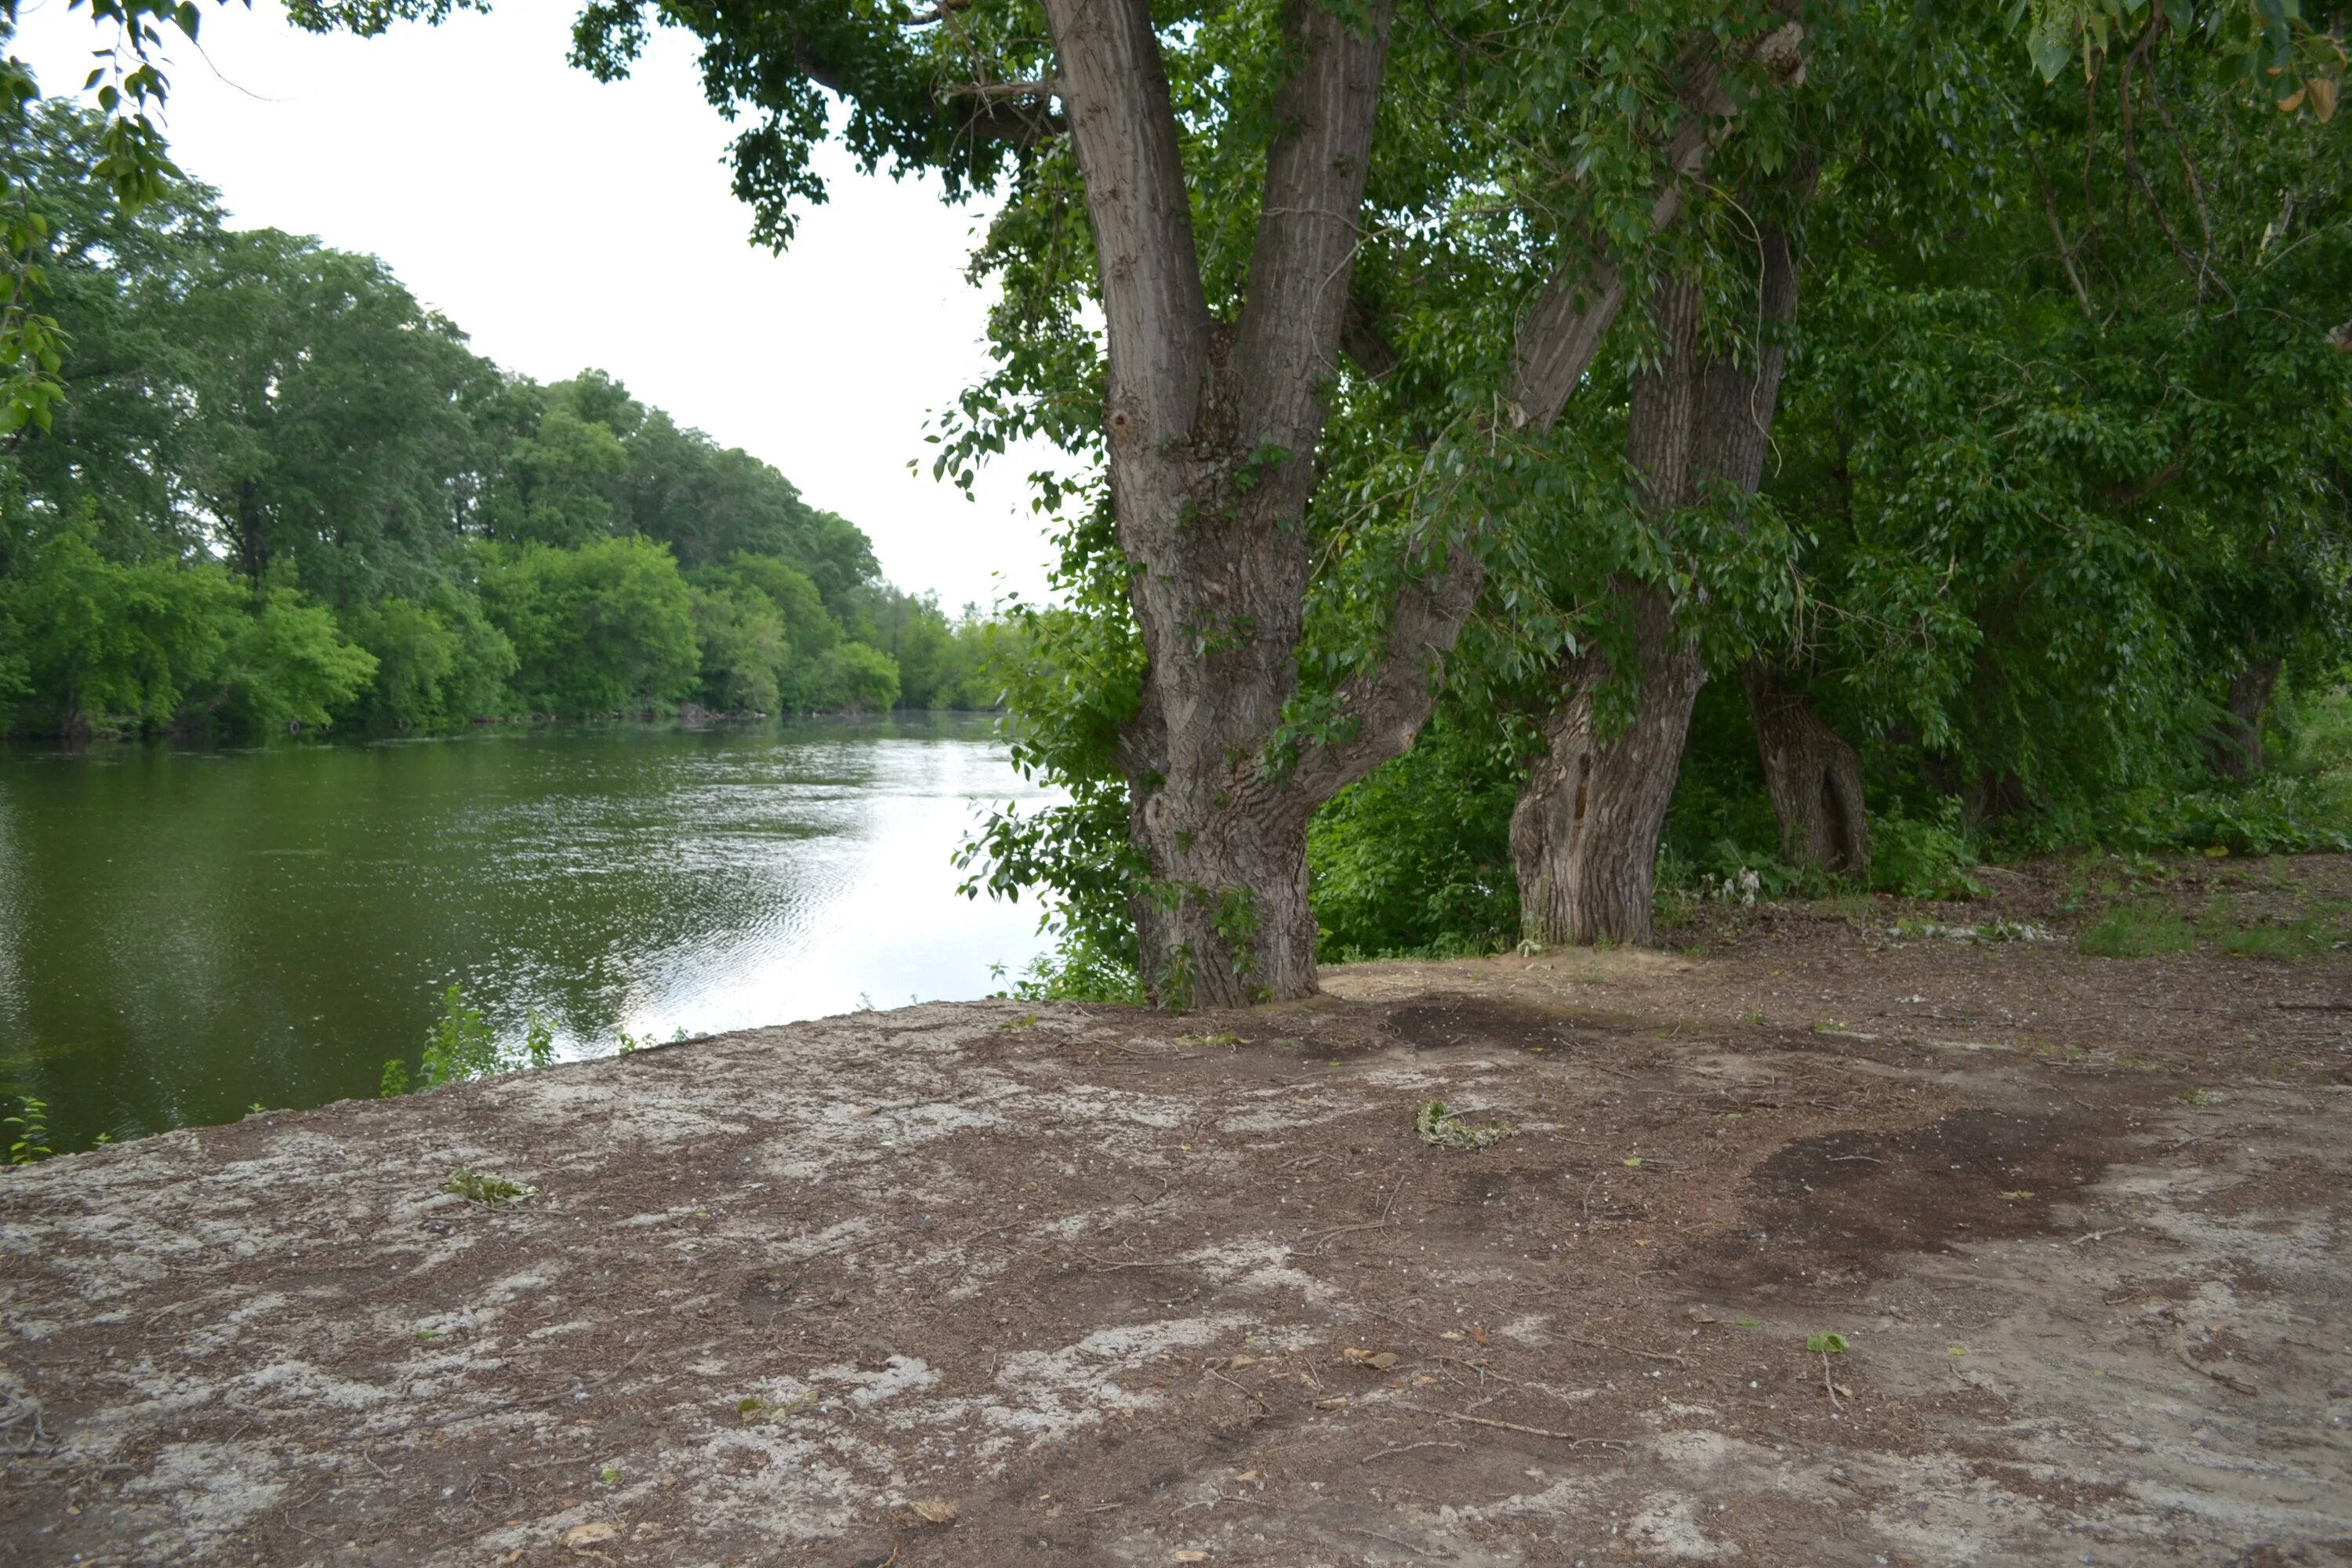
[4,855,2348,1566]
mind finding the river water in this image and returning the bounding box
[0,717,1056,1151]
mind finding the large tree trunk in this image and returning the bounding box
[1512,225,1801,946]
[1511,585,1707,945]
[2207,656,2281,781]
[1040,0,1802,1003]
[1046,0,1424,1006]
[1744,660,1869,877]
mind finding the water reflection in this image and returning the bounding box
[0,717,1054,1149]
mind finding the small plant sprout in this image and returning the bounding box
[736,1390,818,1424]
[442,1169,535,1205]
[1414,1099,1515,1151]
[1806,1331,1851,1411]
[600,1465,622,1485]
[524,1013,557,1069]
[5,1096,52,1165]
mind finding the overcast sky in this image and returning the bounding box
[14,0,1061,609]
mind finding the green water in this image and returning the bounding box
[0,717,1054,1151]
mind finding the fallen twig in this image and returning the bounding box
[1206,1367,1269,1412]
[1563,1334,1686,1366]
[1360,1439,1468,1465]
[1341,1525,1455,1559]
[1305,1176,1406,1255]
[1394,1402,1624,1446]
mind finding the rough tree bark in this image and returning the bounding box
[1039,2,1804,1002]
[2207,655,2281,780]
[1744,660,1869,876]
[1512,222,1802,946]
[1043,0,1492,1006]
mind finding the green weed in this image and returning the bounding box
[736,1390,818,1424]
[442,1168,535,1205]
[2078,903,2197,958]
[5,1095,51,1165]
[1414,1098,1515,1151]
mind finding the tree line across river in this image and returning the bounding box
[0,107,999,740]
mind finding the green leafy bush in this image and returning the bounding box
[478,536,702,717]
[390,986,558,1092]
[211,585,379,737]
[1871,806,1985,899]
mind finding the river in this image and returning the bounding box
[0,716,1057,1152]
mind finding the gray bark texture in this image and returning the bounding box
[1744,660,1870,877]
[1045,0,1485,1006]
[1512,224,1802,946]
[2207,656,2281,780]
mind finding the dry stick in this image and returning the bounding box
[1360,1439,1469,1465]
[1342,1525,1455,1560]
[1305,1174,1407,1254]
[379,1348,650,1437]
[1563,1334,1686,1366]
[1821,1351,1842,1414]
[1394,1401,1623,1446]
[1206,1367,1270,1413]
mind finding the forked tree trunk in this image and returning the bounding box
[1512,225,1801,946]
[1042,0,1802,1003]
[1044,0,1479,1007]
[2207,656,2281,781]
[1744,660,1869,877]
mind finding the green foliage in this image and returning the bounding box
[441,1168,534,1204]
[1309,715,1520,960]
[0,521,241,734]
[211,583,379,736]
[477,537,701,717]
[4,1094,51,1165]
[341,588,519,728]
[1870,807,1987,901]
[0,109,1002,736]
[812,640,902,713]
[398,985,557,1091]
[1414,1099,1515,1151]
[2078,903,2198,958]
[1805,1331,1850,1356]
[417,984,501,1088]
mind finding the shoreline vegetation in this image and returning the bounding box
[0,106,1010,744]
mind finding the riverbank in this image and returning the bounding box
[4,855,2348,1566]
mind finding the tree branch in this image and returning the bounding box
[1287,529,1487,804]
[1039,0,1212,443]
[1508,23,1804,431]
[1231,0,1397,455]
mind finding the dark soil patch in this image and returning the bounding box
[1674,1109,2118,1290]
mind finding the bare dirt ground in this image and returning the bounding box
[4,853,2349,1567]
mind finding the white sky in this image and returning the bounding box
[13,0,1062,610]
